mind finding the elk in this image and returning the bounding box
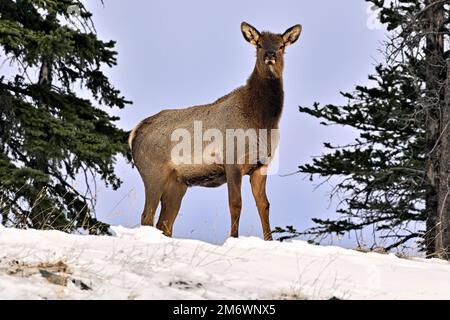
[129,22,302,240]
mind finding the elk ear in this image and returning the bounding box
[241,22,260,46]
[282,24,302,47]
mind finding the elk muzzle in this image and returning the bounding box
[264,51,276,65]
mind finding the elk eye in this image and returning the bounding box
[279,45,285,50]
[256,43,262,49]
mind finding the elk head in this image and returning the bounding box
[241,22,302,79]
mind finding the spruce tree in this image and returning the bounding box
[0,0,130,233]
[275,0,450,256]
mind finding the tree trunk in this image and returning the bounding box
[435,55,450,259]
[424,0,450,258]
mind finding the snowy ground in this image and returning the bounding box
[0,225,449,300]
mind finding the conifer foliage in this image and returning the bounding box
[277,0,450,256]
[0,0,131,233]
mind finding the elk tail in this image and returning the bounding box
[128,121,144,153]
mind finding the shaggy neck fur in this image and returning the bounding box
[244,66,284,129]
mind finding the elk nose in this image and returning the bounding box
[265,51,276,60]
[264,51,276,64]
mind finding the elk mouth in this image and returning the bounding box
[264,58,276,65]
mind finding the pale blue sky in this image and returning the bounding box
[87,0,386,246]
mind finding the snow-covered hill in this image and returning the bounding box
[0,225,449,299]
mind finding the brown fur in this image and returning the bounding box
[130,22,302,240]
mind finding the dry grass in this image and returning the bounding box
[277,292,307,300]
[5,260,68,278]
[354,246,388,254]
[1,259,91,290]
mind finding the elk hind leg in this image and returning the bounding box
[156,176,187,237]
[140,171,169,226]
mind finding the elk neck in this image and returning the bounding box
[243,66,284,128]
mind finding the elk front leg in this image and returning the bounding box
[226,166,243,238]
[250,166,272,240]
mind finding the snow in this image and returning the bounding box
[0,224,449,299]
